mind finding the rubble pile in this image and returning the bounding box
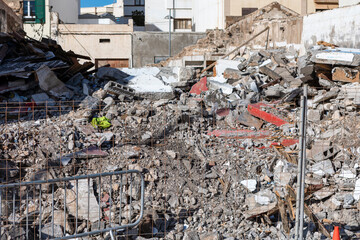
[2,41,360,240]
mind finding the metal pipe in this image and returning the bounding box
[169,8,172,57]
[12,191,15,232]
[0,189,2,236]
[295,85,307,239]
[299,85,308,239]
[76,179,78,234]
[64,182,67,235]
[52,184,54,237]
[39,185,42,239]
[26,190,29,239]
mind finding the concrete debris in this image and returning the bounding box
[3,28,360,240]
[36,65,74,99]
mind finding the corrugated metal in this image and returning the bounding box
[0,60,68,77]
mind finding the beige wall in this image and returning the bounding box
[57,23,133,66]
[225,0,316,16]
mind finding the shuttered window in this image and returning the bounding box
[174,19,192,30]
[35,0,45,23]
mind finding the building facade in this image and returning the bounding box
[225,0,339,18]
[80,0,144,28]
[145,0,225,32]
[145,0,339,32]
[4,0,134,68]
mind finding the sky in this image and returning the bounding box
[81,0,114,8]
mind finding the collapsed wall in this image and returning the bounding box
[159,2,303,67]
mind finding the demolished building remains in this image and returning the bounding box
[2,1,360,240]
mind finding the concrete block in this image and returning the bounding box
[223,68,242,80]
[104,81,135,97]
[241,179,257,192]
[307,109,322,122]
[309,160,335,177]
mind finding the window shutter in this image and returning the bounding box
[35,0,45,23]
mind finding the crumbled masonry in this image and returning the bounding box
[2,31,360,239]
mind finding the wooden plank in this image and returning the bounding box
[286,195,295,220]
[286,185,332,239]
[275,191,290,234]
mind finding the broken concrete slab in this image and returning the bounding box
[31,93,55,105]
[311,48,360,67]
[36,65,74,99]
[237,111,263,130]
[245,202,277,219]
[241,179,257,192]
[310,146,340,161]
[309,160,335,177]
[95,67,129,83]
[223,68,242,80]
[353,179,360,201]
[65,179,102,222]
[207,80,234,95]
[79,95,100,110]
[312,89,339,104]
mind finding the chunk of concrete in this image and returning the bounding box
[31,93,55,105]
[95,67,129,83]
[104,80,135,97]
[65,179,102,222]
[241,179,257,192]
[207,80,234,95]
[36,65,74,98]
[312,89,339,104]
[223,68,242,80]
[311,146,340,161]
[309,160,335,177]
[307,109,321,122]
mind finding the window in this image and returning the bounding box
[99,39,111,43]
[135,0,145,6]
[23,0,36,20]
[154,56,168,64]
[242,8,258,16]
[174,19,192,30]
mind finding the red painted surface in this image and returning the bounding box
[207,129,270,138]
[190,76,208,95]
[247,103,288,126]
[281,139,299,147]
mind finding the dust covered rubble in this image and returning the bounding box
[2,45,360,239]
